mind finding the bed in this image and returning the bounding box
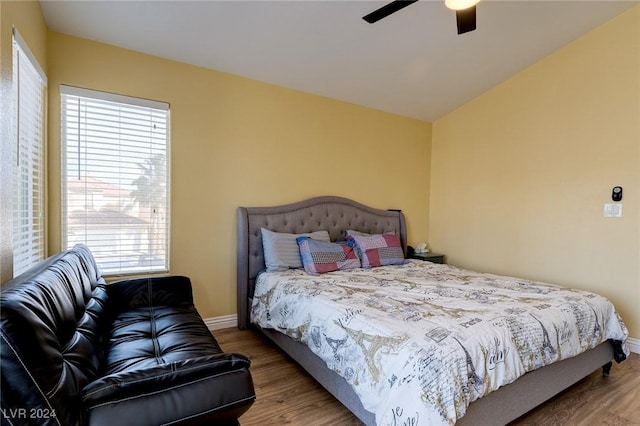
[237,196,628,425]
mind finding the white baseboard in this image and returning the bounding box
[204,314,238,331]
[626,337,640,354]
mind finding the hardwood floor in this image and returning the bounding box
[215,328,640,425]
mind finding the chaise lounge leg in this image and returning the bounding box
[602,361,612,377]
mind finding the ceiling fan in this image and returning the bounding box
[363,0,480,35]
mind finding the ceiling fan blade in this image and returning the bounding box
[455,5,476,34]
[363,0,419,24]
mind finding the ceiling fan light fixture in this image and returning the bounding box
[445,0,480,11]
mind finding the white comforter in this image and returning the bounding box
[251,260,628,425]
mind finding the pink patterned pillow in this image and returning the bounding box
[296,237,361,275]
[347,233,405,268]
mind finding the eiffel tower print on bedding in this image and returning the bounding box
[251,259,628,426]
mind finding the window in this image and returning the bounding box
[12,29,47,277]
[61,86,170,275]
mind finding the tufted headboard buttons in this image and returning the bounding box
[237,196,406,329]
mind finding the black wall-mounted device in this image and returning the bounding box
[612,186,623,202]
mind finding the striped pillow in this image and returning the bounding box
[261,228,331,272]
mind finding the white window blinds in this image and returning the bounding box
[61,85,170,275]
[12,29,47,277]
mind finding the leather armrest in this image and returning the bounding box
[82,352,252,407]
[107,276,194,310]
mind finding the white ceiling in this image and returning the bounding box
[40,0,638,122]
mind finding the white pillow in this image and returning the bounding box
[345,229,371,237]
[346,229,396,238]
[261,228,331,272]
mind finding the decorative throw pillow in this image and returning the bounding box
[296,237,361,275]
[348,233,405,268]
[261,228,331,272]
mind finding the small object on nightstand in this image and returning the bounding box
[414,242,428,253]
[409,252,445,264]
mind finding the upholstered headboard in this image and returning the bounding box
[236,196,407,329]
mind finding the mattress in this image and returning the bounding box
[251,260,628,425]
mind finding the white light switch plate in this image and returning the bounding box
[603,203,623,218]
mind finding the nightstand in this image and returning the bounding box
[408,252,445,264]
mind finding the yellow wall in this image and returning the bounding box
[4,1,637,342]
[46,32,432,318]
[430,6,640,337]
[0,0,48,283]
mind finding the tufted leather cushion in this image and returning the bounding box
[102,276,222,374]
[83,298,253,425]
[83,277,255,425]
